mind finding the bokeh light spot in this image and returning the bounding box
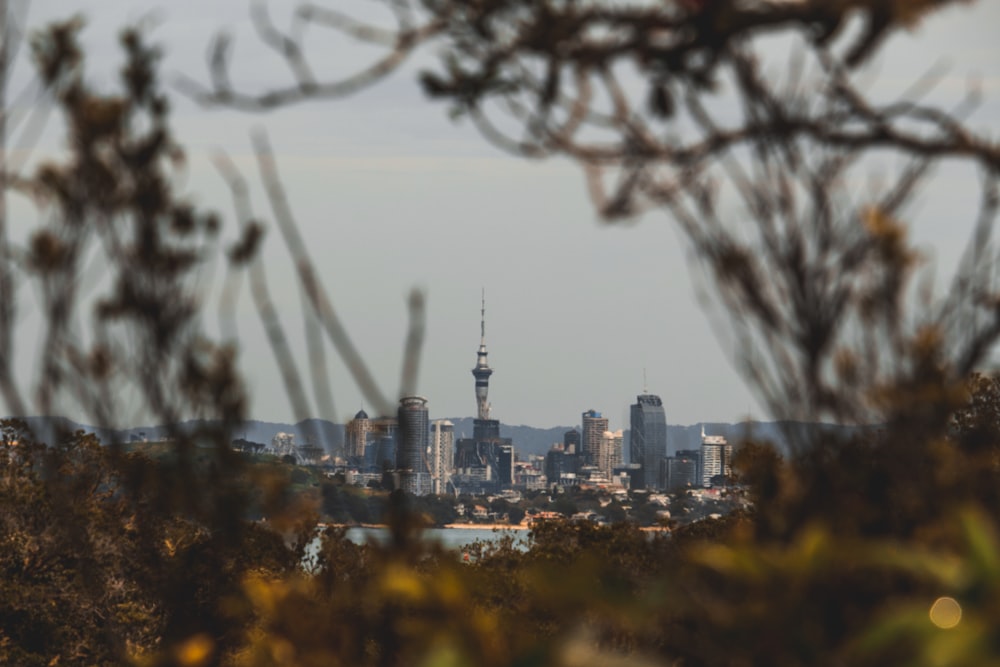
[929,597,962,629]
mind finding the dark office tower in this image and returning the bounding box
[495,444,514,486]
[630,393,668,490]
[396,396,429,472]
[666,450,700,492]
[563,428,581,455]
[368,416,398,472]
[472,290,494,421]
[473,418,501,441]
[581,410,609,466]
[669,449,701,491]
[545,444,579,484]
[372,436,396,472]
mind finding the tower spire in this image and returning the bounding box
[472,290,494,421]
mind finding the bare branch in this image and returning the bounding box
[251,129,394,415]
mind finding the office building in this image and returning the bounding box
[545,443,579,485]
[581,410,609,466]
[700,426,732,487]
[563,428,581,455]
[430,419,455,495]
[630,393,668,490]
[666,449,700,492]
[345,409,371,460]
[397,396,429,473]
[598,429,624,479]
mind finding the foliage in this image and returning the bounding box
[3,2,1000,666]
[178,0,1000,661]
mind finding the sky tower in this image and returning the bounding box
[472,290,493,420]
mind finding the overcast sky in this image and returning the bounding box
[8,1,1000,430]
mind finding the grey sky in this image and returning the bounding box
[8,1,1000,431]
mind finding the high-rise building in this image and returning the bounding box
[544,443,579,485]
[700,426,732,487]
[430,419,454,495]
[581,410,608,466]
[495,443,514,486]
[397,396,429,473]
[630,393,668,490]
[345,409,371,460]
[397,397,431,495]
[364,436,395,472]
[365,416,398,472]
[563,428,581,455]
[598,429,624,479]
[666,449,700,492]
[611,429,624,470]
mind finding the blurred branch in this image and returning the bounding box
[176,0,445,111]
[213,151,313,425]
[251,129,398,415]
[399,287,425,399]
[0,0,28,418]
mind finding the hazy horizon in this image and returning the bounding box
[7,1,1000,432]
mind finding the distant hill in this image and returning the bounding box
[445,419,865,459]
[8,417,345,454]
[7,415,861,459]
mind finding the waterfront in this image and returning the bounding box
[338,525,530,551]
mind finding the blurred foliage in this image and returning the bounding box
[3,4,1000,667]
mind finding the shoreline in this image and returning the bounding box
[442,523,528,530]
[321,522,668,532]
[320,522,528,531]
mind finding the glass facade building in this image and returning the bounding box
[666,450,700,492]
[630,394,668,490]
[396,396,429,473]
[563,428,581,455]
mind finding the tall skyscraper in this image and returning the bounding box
[581,410,609,466]
[397,396,429,473]
[700,426,732,487]
[345,409,371,460]
[598,429,624,479]
[430,419,454,495]
[630,393,668,490]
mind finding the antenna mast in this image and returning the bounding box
[472,289,494,421]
